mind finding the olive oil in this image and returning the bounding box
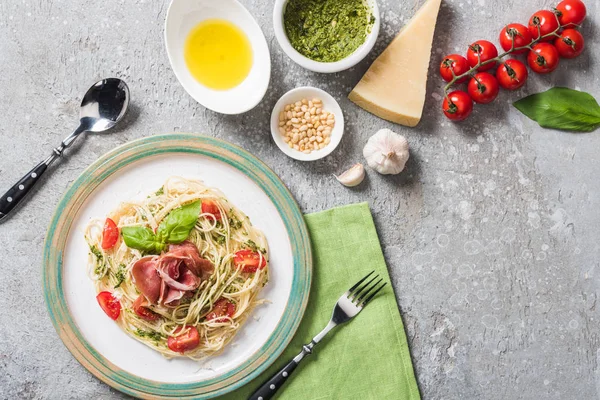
[184,19,253,90]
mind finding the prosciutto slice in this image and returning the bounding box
[156,254,201,306]
[167,241,214,280]
[131,241,214,307]
[131,256,161,304]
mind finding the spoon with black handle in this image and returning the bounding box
[0,78,130,222]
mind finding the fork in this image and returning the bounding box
[248,271,386,400]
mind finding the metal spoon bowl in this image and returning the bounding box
[0,78,130,222]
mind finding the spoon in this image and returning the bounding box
[0,78,130,222]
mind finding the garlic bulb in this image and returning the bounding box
[363,129,409,175]
[335,163,365,187]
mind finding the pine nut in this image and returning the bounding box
[278,97,335,155]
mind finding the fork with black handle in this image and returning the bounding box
[249,271,386,400]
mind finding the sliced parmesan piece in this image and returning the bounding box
[348,0,443,127]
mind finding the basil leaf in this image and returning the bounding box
[121,226,165,254]
[157,200,201,244]
[513,87,600,132]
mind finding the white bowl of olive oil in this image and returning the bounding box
[165,0,271,114]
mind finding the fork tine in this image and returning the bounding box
[347,271,375,294]
[361,282,387,307]
[355,278,383,304]
[350,274,379,300]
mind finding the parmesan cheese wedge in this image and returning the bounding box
[348,0,443,127]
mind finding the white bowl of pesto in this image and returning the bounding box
[273,0,380,73]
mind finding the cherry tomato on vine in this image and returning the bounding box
[528,10,560,42]
[466,40,498,71]
[499,23,533,54]
[496,59,528,90]
[554,0,587,27]
[439,54,470,83]
[442,91,473,121]
[527,43,560,74]
[467,72,499,104]
[554,28,584,58]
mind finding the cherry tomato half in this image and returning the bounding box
[528,10,560,42]
[466,40,498,71]
[554,28,584,58]
[206,298,236,323]
[467,72,499,104]
[167,326,200,354]
[496,59,529,90]
[132,295,159,321]
[96,291,121,320]
[101,218,119,250]
[201,199,222,221]
[233,249,267,273]
[554,0,586,27]
[527,43,560,74]
[499,23,532,54]
[442,91,473,122]
[439,54,470,83]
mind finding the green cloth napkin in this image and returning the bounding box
[222,202,420,400]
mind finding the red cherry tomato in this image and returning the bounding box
[96,291,121,320]
[554,28,584,58]
[206,298,236,323]
[167,326,200,354]
[442,91,473,121]
[528,10,560,42]
[466,40,498,71]
[496,59,529,90]
[554,0,587,27]
[132,295,159,321]
[201,199,222,221]
[467,72,499,104]
[233,249,267,273]
[527,43,560,74]
[439,54,470,83]
[499,24,532,54]
[101,218,119,250]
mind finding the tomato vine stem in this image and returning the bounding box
[443,13,565,94]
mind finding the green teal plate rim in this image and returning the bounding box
[42,133,313,399]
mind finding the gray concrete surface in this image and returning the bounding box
[1,0,599,399]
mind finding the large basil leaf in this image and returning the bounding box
[513,87,600,132]
[121,226,165,254]
[157,200,201,244]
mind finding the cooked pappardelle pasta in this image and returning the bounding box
[85,177,269,359]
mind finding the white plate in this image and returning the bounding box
[43,134,311,398]
[164,0,271,114]
[270,87,345,161]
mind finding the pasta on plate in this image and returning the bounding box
[85,177,269,359]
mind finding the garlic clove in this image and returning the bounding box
[335,163,365,187]
[363,128,409,175]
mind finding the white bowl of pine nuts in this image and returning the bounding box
[270,86,344,161]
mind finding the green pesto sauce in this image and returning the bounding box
[284,0,374,63]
